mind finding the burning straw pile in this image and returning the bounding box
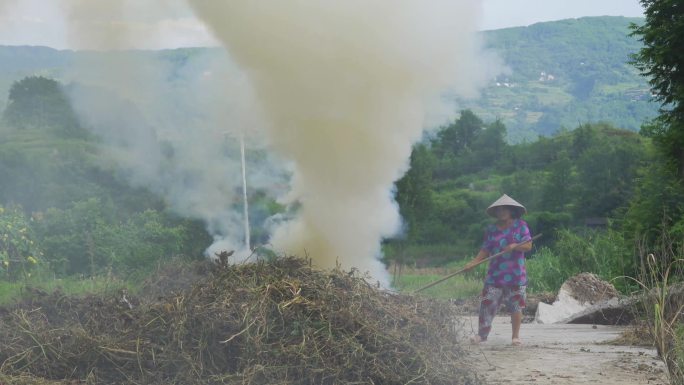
[0,257,479,385]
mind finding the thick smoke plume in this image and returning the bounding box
[187,1,494,283]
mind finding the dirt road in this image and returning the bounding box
[463,317,669,384]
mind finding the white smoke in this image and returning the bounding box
[65,48,282,260]
[186,1,498,284]
[58,0,281,259]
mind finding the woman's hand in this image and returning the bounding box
[504,243,519,253]
[504,241,533,253]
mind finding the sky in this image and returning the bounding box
[0,0,645,50]
[481,0,644,30]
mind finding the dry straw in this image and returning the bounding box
[0,257,480,385]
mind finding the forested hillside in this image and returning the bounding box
[0,16,657,141]
[463,16,658,141]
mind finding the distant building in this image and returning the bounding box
[539,71,555,82]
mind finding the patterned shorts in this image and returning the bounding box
[478,285,527,340]
[481,285,527,313]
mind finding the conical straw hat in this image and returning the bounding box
[486,194,527,217]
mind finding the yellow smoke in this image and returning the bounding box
[187,1,492,283]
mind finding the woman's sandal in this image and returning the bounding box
[511,338,522,346]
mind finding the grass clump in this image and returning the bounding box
[632,252,684,384]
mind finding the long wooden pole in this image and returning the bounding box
[414,233,542,294]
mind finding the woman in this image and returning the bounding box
[464,194,533,346]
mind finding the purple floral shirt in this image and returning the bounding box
[480,219,532,287]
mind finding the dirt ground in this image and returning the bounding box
[462,317,669,384]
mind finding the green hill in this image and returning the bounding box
[461,16,658,141]
[0,16,657,141]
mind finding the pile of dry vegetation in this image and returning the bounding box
[0,257,479,385]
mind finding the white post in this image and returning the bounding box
[240,135,251,250]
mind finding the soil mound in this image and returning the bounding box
[535,273,632,325]
[562,272,620,304]
[0,257,479,385]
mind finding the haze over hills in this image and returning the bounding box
[0,16,658,141]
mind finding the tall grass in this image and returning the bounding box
[629,232,684,384]
[526,228,637,293]
[525,246,566,293]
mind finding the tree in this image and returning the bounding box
[2,76,87,138]
[631,1,684,175]
[624,156,684,241]
[434,110,484,157]
[540,151,574,212]
[469,119,508,168]
[574,131,645,218]
[395,144,435,241]
[571,124,597,158]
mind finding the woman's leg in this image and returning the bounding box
[477,285,503,341]
[511,311,522,341]
[504,286,527,345]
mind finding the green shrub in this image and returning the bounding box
[0,205,42,280]
[35,198,114,275]
[35,199,191,276]
[525,228,636,293]
[108,210,185,272]
[553,228,635,292]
